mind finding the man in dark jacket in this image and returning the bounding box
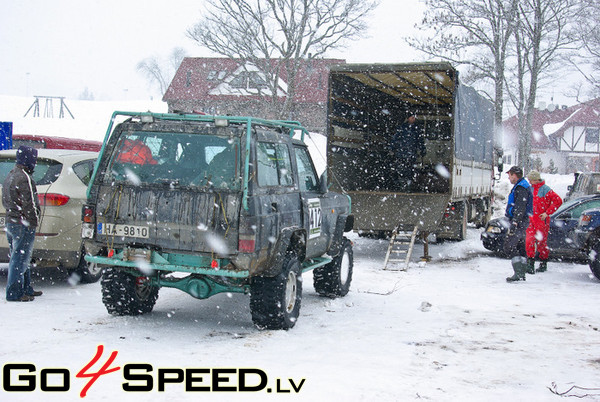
[2,146,42,301]
[390,114,426,191]
[504,166,533,282]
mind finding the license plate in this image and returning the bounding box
[98,223,149,238]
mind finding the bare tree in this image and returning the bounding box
[137,47,187,96]
[566,0,600,98]
[186,0,378,120]
[504,0,579,170]
[408,0,520,147]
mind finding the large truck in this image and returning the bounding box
[326,62,499,241]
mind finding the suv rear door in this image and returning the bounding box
[251,128,300,256]
[93,126,242,254]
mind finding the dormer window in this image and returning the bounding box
[230,71,268,90]
[207,71,226,81]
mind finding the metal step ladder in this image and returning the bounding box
[383,226,418,271]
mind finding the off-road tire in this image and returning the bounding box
[101,267,158,316]
[250,253,302,330]
[588,235,600,279]
[313,237,353,297]
[72,249,103,284]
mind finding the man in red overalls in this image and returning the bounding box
[116,138,158,165]
[525,170,562,273]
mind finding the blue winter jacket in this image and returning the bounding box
[505,178,533,228]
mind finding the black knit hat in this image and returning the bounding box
[16,145,38,171]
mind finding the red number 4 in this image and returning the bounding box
[76,345,121,398]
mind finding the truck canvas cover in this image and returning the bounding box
[327,62,494,232]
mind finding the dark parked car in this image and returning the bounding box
[481,194,600,261]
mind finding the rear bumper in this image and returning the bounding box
[0,220,83,268]
[0,247,80,268]
[85,249,249,278]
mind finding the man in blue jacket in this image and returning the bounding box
[504,166,533,282]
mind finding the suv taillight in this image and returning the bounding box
[238,215,257,253]
[238,234,256,252]
[82,205,95,223]
[38,193,70,206]
[81,205,96,239]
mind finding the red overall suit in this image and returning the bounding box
[526,181,562,260]
[116,139,158,165]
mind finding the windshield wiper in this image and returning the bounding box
[156,178,181,188]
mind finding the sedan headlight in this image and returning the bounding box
[486,225,503,234]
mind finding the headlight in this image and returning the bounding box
[486,226,503,234]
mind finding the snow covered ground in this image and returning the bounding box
[1,97,600,401]
[1,228,599,401]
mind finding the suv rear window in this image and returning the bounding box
[0,157,62,186]
[105,131,241,190]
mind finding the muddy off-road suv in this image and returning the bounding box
[82,112,353,329]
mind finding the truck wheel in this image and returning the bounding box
[313,237,353,297]
[101,267,158,316]
[71,248,103,284]
[250,253,302,330]
[457,204,468,241]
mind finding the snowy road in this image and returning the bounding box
[1,228,600,401]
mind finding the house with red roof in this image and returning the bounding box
[162,57,346,132]
[502,98,600,173]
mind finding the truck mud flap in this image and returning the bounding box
[262,226,305,277]
[328,215,353,257]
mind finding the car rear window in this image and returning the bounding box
[0,157,62,186]
[105,131,241,190]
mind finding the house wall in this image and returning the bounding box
[166,99,327,133]
[554,125,600,173]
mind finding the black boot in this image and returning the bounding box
[526,258,535,274]
[536,260,547,273]
[507,257,527,282]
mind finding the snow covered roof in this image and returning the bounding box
[503,98,600,149]
[543,108,582,136]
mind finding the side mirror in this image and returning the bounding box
[319,171,328,194]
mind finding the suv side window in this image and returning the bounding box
[256,142,293,187]
[294,146,319,192]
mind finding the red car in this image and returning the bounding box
[12,134,102,152]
